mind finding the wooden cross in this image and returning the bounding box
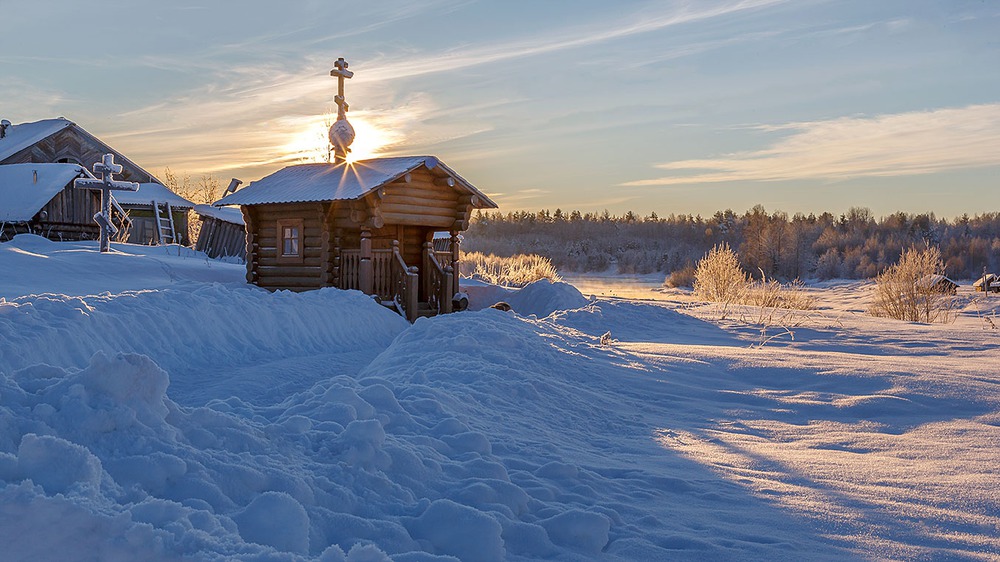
[74,153,139,253]
[329,57,357,162]
[330,57,354,121]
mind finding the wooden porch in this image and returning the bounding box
[341,241,459,322]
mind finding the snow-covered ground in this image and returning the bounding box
[2,235,999,561]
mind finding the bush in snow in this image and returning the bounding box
[664,264,697,288]
[869,246,956,323]
[742,276,815,311]
[460,251,561,287]
[693,243,748,305]
[694,244,815,318]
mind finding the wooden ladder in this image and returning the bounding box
[152,200,176,245]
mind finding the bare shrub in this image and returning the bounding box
[164,169,222,245]
[695,245,816,327]
[664,265,696,288]
[694,243,748,304]
[869,246,956,323]
[460,251,561,287]
[745,276,816,310]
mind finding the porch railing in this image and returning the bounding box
[390,242,419,322]
[341,249,392,297]
[342,245,418,321]
[424,243,454,315]
[341,250,360,290]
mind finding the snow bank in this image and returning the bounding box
[0,234,245,299]
[462,278,590,317]
[1,281,705,559]
[0,284,408,404]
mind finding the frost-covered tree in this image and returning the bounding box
[693,243,747,303]
[869,246,954,323]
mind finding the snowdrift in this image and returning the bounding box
[2,237,998,560]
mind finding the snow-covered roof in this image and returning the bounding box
[0,163,86,222]
[112,182,194,209]
[973,274,997,288]
[0,118,74,162]
[214,156,497,209]
[194,203,244,225]
[917,274,958,289]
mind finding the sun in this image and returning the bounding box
[283,114,397,165]
[345,118,391,162]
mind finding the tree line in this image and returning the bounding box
[463,206,1000,281]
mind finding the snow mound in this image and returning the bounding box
[405,499,504,562]
[463,278,590,317]
[11,434,104,497]
[2,299,720,560]
[234,491,311,553]
[0,285,409,404]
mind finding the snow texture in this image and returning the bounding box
[1,234,999,560]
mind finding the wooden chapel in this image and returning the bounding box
[215,58,498,321]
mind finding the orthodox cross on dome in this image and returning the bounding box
[74,153,138,253]
[329,57,356,163]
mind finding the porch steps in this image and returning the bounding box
[380,300,438,320]
[416,303,438,319]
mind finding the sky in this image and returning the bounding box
[1,0,998,218]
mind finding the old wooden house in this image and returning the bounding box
[0,163,98,240]
[974,273,999,293]
[193,204,246,260]
[0,117,192,244]
[215,156,497,320]
[918,274,959,295]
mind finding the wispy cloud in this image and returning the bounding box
[95,0,790,180]
[624,104,1000,186]
[360,0,789,82]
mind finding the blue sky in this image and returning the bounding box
[1,0,998,217]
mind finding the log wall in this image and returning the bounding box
[379,168,462,229]
[250,202,324,291]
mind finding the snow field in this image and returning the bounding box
[2,235,999,560]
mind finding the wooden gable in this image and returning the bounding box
[1,124,159,184]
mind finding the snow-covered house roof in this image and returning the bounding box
[194,204,244,225]
[113,183,194,210]
[0,117,162,185]
[0,163,88,222]
[973,274,998,289]
[917,274,959,291]
[0,118,74,162]
[214,156,497,209]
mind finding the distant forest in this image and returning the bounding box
[463,206,1000,281]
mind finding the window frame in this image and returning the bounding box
[276,218,304,264]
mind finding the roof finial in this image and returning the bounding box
[329,57,355,163]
